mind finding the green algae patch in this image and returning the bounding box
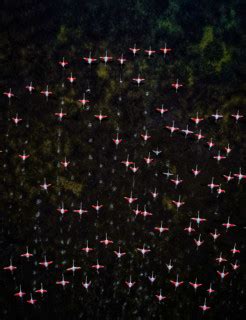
[97,64,109,79]
[162,194,173,211]
[214,44,231,72]
[59,177,83,197]
[199,26,214,51]
[57,25,69,44]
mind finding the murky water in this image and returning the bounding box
[0,2,245,319]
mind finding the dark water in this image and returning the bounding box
[0,1,245,319]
